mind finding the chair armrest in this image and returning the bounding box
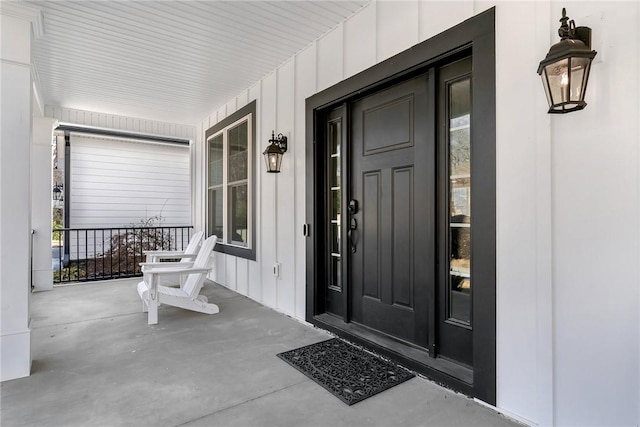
[145,267,212,275]
[140,261,194,269]
[158,253,197,259]
[146,253,197,260]
[144,250,185,256]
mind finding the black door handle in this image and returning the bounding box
[348,217,358,253]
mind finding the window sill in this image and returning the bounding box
[214,242,255,261]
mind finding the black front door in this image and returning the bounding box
[349,75,433,348]
[321,59,475,364]
[307,8,496,402]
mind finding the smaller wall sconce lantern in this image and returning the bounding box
[537,8,597,113]
[263,131,288,173]
[52,183,63,201]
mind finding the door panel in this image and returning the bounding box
[350,75,432,348]
[362,95,414,155]
[391,166,414,309]
[362,171,381,300]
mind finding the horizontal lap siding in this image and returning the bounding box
[70,133,191,228]
[46,105,195,139]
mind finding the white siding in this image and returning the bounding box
[195,2,640,426]
[45,105,196,140]
[70,133,191,228]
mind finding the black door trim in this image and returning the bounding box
[305,7,496,404]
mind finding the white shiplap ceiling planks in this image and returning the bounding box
[25,1,370,125]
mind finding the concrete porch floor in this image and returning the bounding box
[2,279,519,426]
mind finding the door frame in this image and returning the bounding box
[305,8,496,403]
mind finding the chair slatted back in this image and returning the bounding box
[182,235,217,297]
[181,231,204,263]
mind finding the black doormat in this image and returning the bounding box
[277,338,415,405]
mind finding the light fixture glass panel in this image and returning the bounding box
[541,69,553,107]
[264,151,283,172]
[569,57,590,102]
[544,58,569,105]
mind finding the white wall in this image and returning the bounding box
[31,117,56,291]
[0,2,41,382]
[196,1,640,425]
[69,133,191,228]
[548,3,639,425]
[47,106,198,229]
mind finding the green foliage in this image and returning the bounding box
[52,209,63,242]
[53,265,85,282]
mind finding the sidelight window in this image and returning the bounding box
[328,118,342,291]
[447,77,472,325]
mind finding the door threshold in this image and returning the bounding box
[313,313,473,396]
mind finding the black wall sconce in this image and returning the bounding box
[537,8,597,113]
[263,131,287,173]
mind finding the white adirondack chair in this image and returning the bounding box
[143,230,204,264]
[142,230,204,287]
[137,235,218,325]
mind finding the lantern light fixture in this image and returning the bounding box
[537,8,597,113]
[263,131,287,173]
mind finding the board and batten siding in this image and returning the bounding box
[70,133,191,229]
[195,2,640,427]
[196,0,481,324]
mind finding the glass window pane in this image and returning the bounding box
[228,121,248,182]
[327,119,342,292]
[331,156,341,188]
[209,134,224,186]
[448,77,472,325]
[230,184,248,245]
[331,121,341,156]
[330,256,341,290]
[208,188,223,239]
[331,189,341,220]
[331,222,340,254]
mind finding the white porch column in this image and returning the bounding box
[31,117,56,292]
[0,2,42,381]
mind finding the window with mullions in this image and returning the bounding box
[205,101,256,260]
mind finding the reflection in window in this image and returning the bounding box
[230,184,247,245]
[448,78,471,325]
[328,119,341,291]
[207,116,252,249]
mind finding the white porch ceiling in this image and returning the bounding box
[26,1,370,125]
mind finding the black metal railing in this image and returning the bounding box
[52,226,193,284]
